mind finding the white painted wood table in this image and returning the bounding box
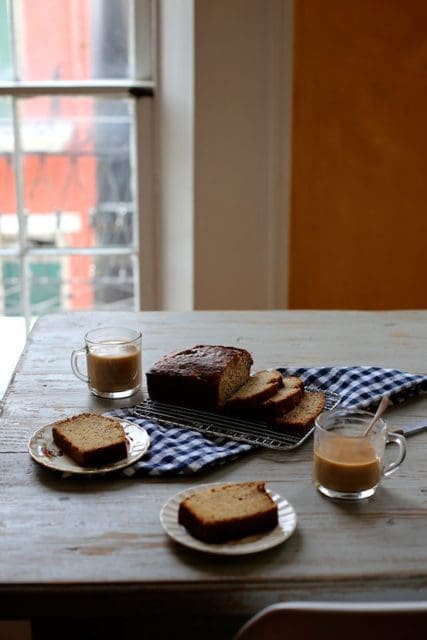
[1,310,427,636]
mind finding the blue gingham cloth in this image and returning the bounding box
[108,366,427,477]
[279,366,427,410]
[108,406,253,477]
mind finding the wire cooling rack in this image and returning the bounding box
[129,387,341,451]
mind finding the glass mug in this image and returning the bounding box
[313,408,407,500]
[71,327,142,399]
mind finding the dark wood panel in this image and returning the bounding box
[290,0,427,309]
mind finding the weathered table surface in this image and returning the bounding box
[1,310,427,623]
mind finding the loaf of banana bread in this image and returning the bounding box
[146,345,253,409]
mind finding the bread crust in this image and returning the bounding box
[146,345,253,408]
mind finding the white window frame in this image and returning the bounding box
[0,0,157,331]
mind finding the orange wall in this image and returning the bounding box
[290,0,427,309]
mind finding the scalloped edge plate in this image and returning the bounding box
[28,419,150,475]
[160,482,297,555]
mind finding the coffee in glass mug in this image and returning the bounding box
[313,408,406,500]
[71,327,142,399]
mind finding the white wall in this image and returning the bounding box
[156,0,195,310]
[155,0,293,310]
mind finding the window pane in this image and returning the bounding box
[0,255,136,316]
[0,97,18,250]
[0,0,13,81]
[18,95,135,249]
[16,0,131,81]
[28,254,136,315]
[0,257,22,315]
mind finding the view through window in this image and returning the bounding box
[0,0,153,330]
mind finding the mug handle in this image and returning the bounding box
[71,347,89,383]
[383,431,407,477]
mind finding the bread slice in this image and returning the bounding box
[225,370,283,410]
[260,376,304,414]
[283,376,304,392]
[269,391,325,433]
[51,413,127,467]
[178,481,278,543]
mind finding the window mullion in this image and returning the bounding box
[7,0,21,82]
[0,81,154,97]
[11,96,30,330]
[25,247,138,257]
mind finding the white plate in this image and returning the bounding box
[160,482,297,556]
[28,419,150,475]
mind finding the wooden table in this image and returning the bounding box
[1,310,427,636]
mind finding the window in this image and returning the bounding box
[0,0,154,330]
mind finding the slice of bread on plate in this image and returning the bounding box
[178,481,278,543]
[51,412,127,467]
[269,391,325,433]
[225,370,283,410]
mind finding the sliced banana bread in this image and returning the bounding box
[52,413,127,467]
[269,391,325,433]
[225,370,283,410]
[259,376,304,414]
[178,481,278,543]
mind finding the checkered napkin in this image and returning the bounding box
[107,406,253,477]
[108,366,427,477]
[279,366,427,410]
